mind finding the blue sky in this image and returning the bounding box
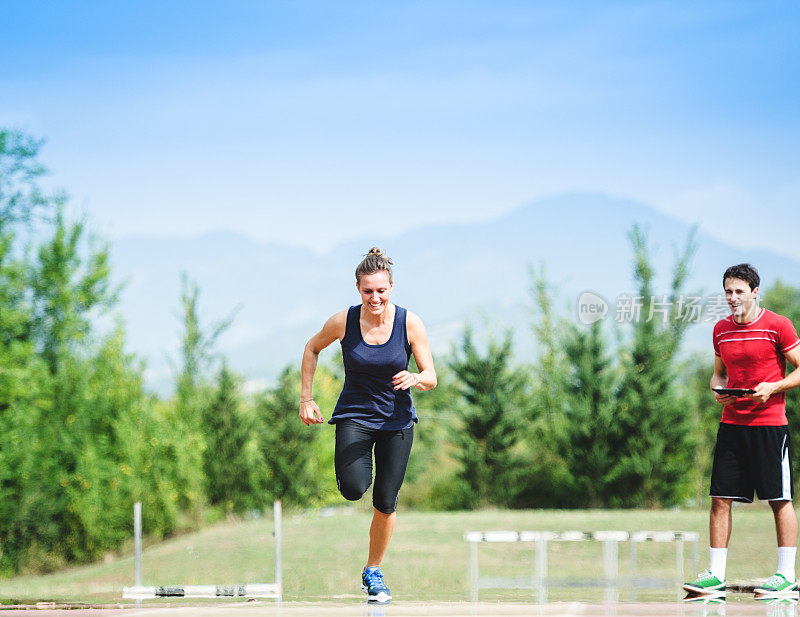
[2,1,799,259]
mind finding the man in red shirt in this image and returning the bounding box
[684,264,800,597]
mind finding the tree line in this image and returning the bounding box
[1,128,798,576]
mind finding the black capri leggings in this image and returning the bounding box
[334,420,414,514]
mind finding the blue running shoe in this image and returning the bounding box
[362,567,391,603]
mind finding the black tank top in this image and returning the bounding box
[330,304,418,429]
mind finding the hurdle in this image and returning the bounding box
[465,529,699,602]
[123,500,282,600]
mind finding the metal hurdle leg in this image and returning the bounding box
[602,539,619,602]
[629,538,637,602]
[674,532,699,602]
[469,540,479,603]
[678,531,700,578]
[124,500,283,600]
[465,529,693,602]
[134,502,142,587]
[675,537,684,601]
[274,500,282,600]
[593,531,626,603]
[534,537,548,604]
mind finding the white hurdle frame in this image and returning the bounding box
[465,530,699,602]
[123,500,282,600]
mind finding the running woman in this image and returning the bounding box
[684,264,800,597]
[299,247,437,603]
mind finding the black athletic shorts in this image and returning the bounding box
[710,422,793,503]
[334,420,414,514]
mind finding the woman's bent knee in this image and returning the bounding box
[338,478,371,502]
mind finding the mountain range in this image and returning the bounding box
[108,193,800,394]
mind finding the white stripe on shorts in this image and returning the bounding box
[781,434,792,501]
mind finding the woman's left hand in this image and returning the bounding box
[392,371,420,390]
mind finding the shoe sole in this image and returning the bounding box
[683,584,726,595]
[683,597,726,605]
[753,589,799,599]
[361,584,391,603]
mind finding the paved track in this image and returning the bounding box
[0,599,788,617]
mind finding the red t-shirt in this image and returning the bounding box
[713,308,800,425]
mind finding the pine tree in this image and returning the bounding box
[203,364,262,513]
[255,366,332,506]
[448,329,527,508]
[559,321,621,506]
[608,225,697,507]
[0,129,51,224]
[400,360,462,509]
[170,274,236,517]
[518,270,621,508]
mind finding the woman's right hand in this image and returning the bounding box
[299,400,325,426]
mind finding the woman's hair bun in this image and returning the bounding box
[356,247,394,282]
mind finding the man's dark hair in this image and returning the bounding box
[723,263,760,290]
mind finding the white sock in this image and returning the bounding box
[709,547,728,581]
[777,547,796,581]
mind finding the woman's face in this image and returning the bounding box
[357,271,393,316]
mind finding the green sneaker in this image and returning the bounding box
[683,570,726,594]
[754,573,799,597]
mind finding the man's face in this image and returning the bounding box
[723,277,759,319]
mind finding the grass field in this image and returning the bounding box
[0,503,790,604]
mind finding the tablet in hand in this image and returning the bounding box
[713,387,756,397]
